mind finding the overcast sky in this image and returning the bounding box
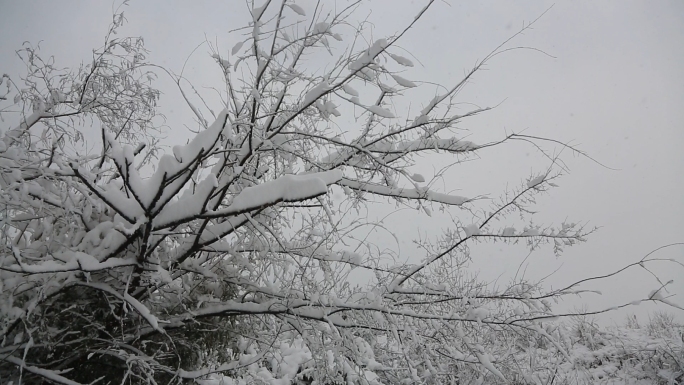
[1,0,682,324]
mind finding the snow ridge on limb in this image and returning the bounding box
[3,356,83,385]
[153,170,341,229]
[3,252,136,274]
[338,177,470,206]
[210,170,342,215]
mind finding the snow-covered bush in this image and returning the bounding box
[547,315,683,384]
[0,2,681,384]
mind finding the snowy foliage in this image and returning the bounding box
[560,314,683,384]
[0,2,681,384]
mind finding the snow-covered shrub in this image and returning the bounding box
[555,315,684,384]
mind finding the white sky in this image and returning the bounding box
[1,0,682,324]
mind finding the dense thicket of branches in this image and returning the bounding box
[0,1,681,384]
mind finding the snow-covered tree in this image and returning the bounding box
[1,2,681,384]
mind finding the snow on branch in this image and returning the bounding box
[338,177,470,206]
[2,251,136,274]
[207,170,342,217]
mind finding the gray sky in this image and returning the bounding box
[1,0,683,324]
